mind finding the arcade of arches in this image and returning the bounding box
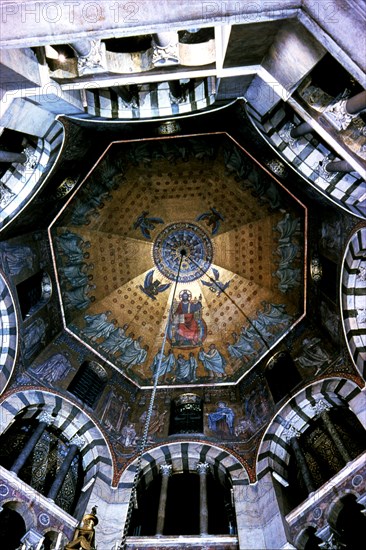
[0,2,365,549]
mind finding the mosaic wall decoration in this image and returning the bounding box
[50,134,307,388]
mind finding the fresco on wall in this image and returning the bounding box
[50,134,307,388]
[28,352,73,385]
[0,242,35,276]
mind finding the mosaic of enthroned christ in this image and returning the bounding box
[51,134,306,387]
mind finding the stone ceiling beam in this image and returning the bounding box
[0,1,301,48]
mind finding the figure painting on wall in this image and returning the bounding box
[227,330,257,360]
[236,384,272,438]
[99,324,130,355]
[23,318,47,360]
[208,401,235,436]
[56,230,90,255]
[59,262,94,288]
[119,337,148,369]
[196,207,224,235]
[64,284,96,311]
[199,344,227,379]
[0,242,35,275]
[82,311,116,341]
[295,337,331,374]
[101,389,130,433]
[201,267,231,296]
[120,423,137,448]
[175,354,192,382]
[188,352,198,382]
[150,349,176,382]
[274,213,300,244]
[133,211,164,240]
[170,290,206,347]
[29,351,73,385]
[140,270,170,300]
[139,406,167,441]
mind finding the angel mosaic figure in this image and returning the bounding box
[140,270,170,300]
[196,207,224,235]
[202,267,231,296]
[133,211,164,239]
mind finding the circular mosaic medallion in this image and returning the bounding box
[352,474,363,487]
[39,513,50,526]
[0,484,9,497]
[153,222,213,283]
[312,507,322,520]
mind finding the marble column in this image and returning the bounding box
[47,434,85,501]
[156,464,172,536]
[11,411,54,475]
[283,424,316,494]
[0,149,27,163]
[317,524,347,549]
[323,90,366,131]
[169,80,185,104]
[312,400,351,463]
[197,461,210,536]
[290,121,313,138]
[152,32,179,66]
[345,91,366,115]
[325,160,353,173]
[70,39,92,57]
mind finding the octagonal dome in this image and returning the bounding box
[50,133,306,388]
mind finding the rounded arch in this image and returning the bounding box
[0,271,18,395]
[0,499,36,532]
[42,529,68,549]
[256,377,364,481]
[119,441,247,537]
[0,123,64,232]
[0,501,27,550]
[294,525,323,550]
[119,440,249,488]
[0,388,114,486]
[341,226,366,377]
[326,493,366,549]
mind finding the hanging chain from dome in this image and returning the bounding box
[117,253,185,550]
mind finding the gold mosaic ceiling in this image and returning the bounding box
[51,134,306,388]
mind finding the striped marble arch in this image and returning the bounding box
[119,440,249,490]
[0,272,18,395]
[256,378,364,482]
[0,118,64,232]
[341,227,366,376]
[0,388,114,486]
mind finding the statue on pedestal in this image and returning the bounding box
[65,507,98,550]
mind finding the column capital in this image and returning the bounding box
[323,96,356,131]
[318,531,347,549]
[283,424,301,442]
[312,399,331,417]
[160,464,172,477]
[70,434,85,449]
[38,411,55,426]
[196,461,210,475]
[278,122,296,146]
[77,39,106,76]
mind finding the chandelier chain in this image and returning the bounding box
[118,253,184,549]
